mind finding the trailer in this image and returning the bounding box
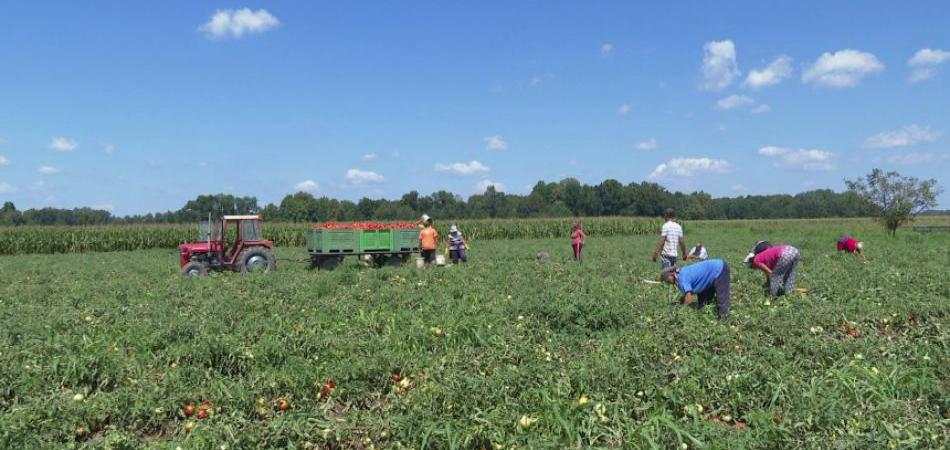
[307,222,421,270]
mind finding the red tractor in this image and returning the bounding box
[178,215,276,276]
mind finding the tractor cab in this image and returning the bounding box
[178,215,276,275]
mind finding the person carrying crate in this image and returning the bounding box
[419,214,439,266]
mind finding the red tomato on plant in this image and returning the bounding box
[182,405,195,417]
[320,379,336,400]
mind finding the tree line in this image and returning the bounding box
[0,178,877,226]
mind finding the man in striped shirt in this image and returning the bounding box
[652,208,686,269]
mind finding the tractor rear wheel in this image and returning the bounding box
[180,261,209,276]
[237,247,276,273]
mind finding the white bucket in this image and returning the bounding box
[435,254,446,266]
[415,257,425,268]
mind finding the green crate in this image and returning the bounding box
[307,229,359,253]
[393,229,420,252]
[359,230,393,252]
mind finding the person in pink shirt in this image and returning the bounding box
[571,221,587,262]
[744,240,800,298]
[837,236,866,260]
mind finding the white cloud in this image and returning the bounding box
[484,135,508,151]
[48,137,78,152]
[0,182,15,194]
[880,152,948,166]
[700,40,740,91]
[92,204,114,212]
[601,43,614,55]
[715,95,770,114]
[909,48,950,66]
[199,8,279,39]
[634,138,658,150]
[908,48,950,82]
[475,179,505,192]
[617,103,632,115]
[863,125,941,148]
[0,155,9,166]
[909,68,936,83]
[802,49,884,88]
[38,165,59,175]
[434,160,489,175]
[102,143,115,154]
[648,157,731,179]
[731,184,746,192]
[360,153,378,161]
[344,169,384,184]
[716,94,755,110]
[295,180,319,192]
[781,149,835,171]
[758,145,788,156]
[759,146,835,171]
[743,55,793,89]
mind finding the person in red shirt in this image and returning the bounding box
[570,221,586,262]
[744,240,800,298]
[837,236,866,260]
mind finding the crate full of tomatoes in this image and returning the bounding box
[313,221,419,230]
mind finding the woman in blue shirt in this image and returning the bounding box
[660,259,731,319]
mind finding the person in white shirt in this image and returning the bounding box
[652,208,686,269]
[688,242,708,260]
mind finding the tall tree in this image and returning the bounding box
[845,169,942,235]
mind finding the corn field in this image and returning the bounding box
[0,217,662,255]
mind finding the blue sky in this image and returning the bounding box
[1,1,948,215]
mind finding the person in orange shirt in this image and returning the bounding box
[418,215,439,265]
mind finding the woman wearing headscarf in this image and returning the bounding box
[744,240,800,298]
[837,235,866,260]
[447,224,468,264]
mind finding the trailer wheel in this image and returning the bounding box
[238,247,276,273]
[383,254,405,267]
[180,261,209,276]
[312,255,342,271]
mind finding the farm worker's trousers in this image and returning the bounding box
[696,262,730,319]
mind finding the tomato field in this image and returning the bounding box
[0,219,947,449]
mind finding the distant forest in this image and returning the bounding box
[0,178,877,226]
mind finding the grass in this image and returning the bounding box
[0,220,947,449]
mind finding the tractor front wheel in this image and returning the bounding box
[180,261,209,276]
[237,247,276,273]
